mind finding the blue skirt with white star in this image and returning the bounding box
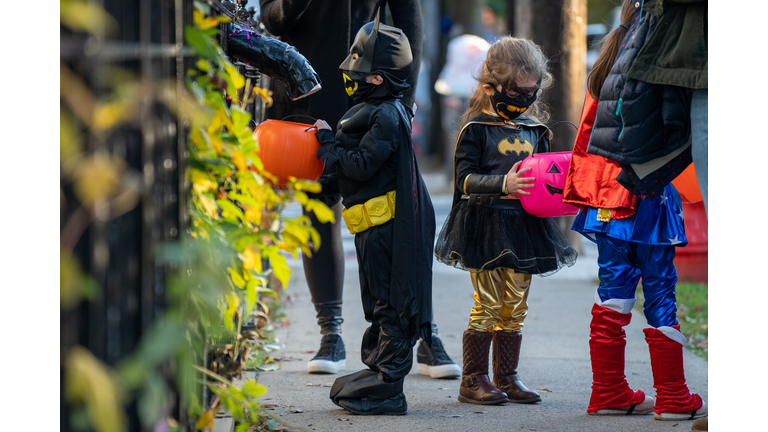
[571,184,688,246]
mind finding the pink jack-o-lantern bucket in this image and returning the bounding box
[518,151,580,218]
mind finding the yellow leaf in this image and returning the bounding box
[245,207,262,225]
[216,109,235,132]
[225,292,240,320]
[190,169,216,194]
[199,16,221,30]
[306,199,336,224]
[92,100,135,131]
[290,179,322,193]
[73,154,125,208]
[193,10,205,27]
[199,195,219,219]
[207,116,223,136]
[65,347,126,432]
[251,87,273,108]
[223,62,245,91]
[241,247,262,273]
[196,409,215,431]
[230,147,248,172]
[228,268,246,288]
[60,0,118,37]
[210,135,223,154]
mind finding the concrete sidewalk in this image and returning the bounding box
[257,194,708,432]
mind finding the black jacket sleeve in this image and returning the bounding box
[316,109,398,182]
[258,0,313,35]
[454,125,505,195]
[388,0,423,110]
[310,173,340,198]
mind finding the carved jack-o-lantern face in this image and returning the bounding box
[518,152,580,218]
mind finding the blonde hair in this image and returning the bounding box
[588,0,634,100]
[459,37,553,126]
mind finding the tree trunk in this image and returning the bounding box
[511,0,587,253]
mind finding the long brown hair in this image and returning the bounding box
[459,37,553,126]
[588,0,634,100]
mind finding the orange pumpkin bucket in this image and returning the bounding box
[252,118,325,187]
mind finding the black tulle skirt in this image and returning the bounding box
[434,201,578,276]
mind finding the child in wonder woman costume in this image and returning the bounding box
[434,37,577,405]
[562,0,707,421]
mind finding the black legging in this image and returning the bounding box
[302,200,345,335]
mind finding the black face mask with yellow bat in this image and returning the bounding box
[489,86,538,121]
[343,71,377,103]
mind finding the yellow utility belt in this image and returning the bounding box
[342,190,396,235]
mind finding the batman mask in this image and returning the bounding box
[486,64,541,121]
[339,11,412,103]
[342,71,377,103]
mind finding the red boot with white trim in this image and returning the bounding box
[587,304,654,415]
[644,324,707,420]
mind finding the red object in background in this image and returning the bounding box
[252,119,325,187]
[671,163,703,204]
[674,202,708,283]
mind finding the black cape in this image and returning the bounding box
[316,99,434,345]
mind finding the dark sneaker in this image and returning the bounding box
[307,333,346,374]
[416,336,461,379]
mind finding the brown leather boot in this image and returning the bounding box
[458,330,509,405]
[492,331,541,403]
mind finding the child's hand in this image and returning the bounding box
[314,119,331,130]
[506,161,535,195]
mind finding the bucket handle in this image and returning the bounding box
[279,114,319,132]
[531,120,578,156]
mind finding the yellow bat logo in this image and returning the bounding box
[497,136,534,156]
[495,102,528,120]
[343,73,358,96]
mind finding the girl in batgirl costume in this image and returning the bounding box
[434,37,577,406]
[562,0,707,421]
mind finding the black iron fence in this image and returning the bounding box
[61,1,193,430]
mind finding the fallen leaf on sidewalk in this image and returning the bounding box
[338,418,349,421]
[258,363,281,372]
[474,411,486,414]
[261,404,278,409]
[535,389,551,393]
[440,415,463,418]
[303,350,317,354]
[288,408,304,413]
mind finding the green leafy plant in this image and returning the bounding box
[61,1,333,430]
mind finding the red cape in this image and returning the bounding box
[562,91,637,219]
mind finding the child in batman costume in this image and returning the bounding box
[311,15,435,416]
[563,1,707,420]
[434,37,577,405]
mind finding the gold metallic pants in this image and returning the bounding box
[468,268,532,332]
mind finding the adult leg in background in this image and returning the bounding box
[690,89,708,215]
[305,201,347,374]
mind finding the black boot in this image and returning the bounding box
[337,393,408,416]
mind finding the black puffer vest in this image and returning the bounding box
[587,1,691,164]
